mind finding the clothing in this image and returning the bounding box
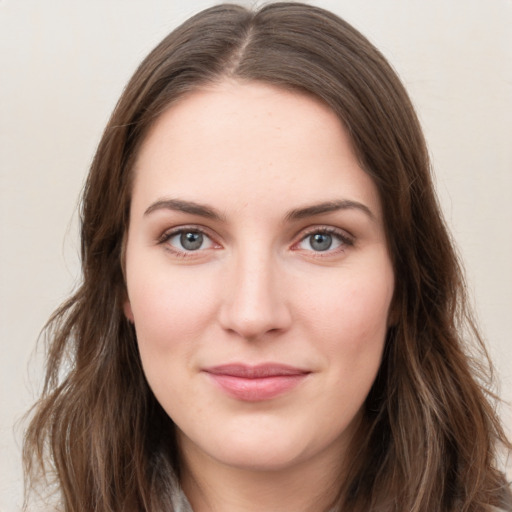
[170,487,509,512]
[170,487,193,512]
[169,489,336,512]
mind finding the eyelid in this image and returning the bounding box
[158,225,222,255]
[156,223,353,258]
[291,225,354,253]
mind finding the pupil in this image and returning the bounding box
[311,233,332,251]
[181,232,203,250]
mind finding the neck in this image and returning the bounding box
[180,443,344,512]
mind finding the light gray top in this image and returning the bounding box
[171,487,509,512]
[170,487,193,512]
[169,489,336,512]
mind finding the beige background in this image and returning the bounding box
[1,0,511,510]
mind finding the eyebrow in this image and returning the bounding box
[285,200,375,221]
[144,198,224,220]
[144,198,374,222]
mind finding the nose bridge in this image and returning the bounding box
[219,242,290,339]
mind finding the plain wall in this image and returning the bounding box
[1,1,511,510]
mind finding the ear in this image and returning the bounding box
[123,299,135,323]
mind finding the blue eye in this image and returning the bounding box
[166,230,214,251]
[180,231,203,250]
[297,229,350,252]
[309,233,333,251]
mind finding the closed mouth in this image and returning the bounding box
[203,363,311,401]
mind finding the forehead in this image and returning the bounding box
[136,80,343,159]
[131,80,382,220]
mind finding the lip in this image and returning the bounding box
[203,363,310,401]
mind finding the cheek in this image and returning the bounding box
[126,262,219,354]
[303,270,392,344]
[126,268,218,412]
[338,285,391,343]
[296,258,393,390]
[312,272,392,415]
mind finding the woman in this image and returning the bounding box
[23,2,511,511]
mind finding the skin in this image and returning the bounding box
[124,80,395,512]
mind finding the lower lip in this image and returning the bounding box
[205,373,308,401]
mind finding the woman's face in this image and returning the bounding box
[124,81,394,474]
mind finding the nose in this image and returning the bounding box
[218,250,292,340]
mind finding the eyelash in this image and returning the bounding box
[292,226,354,255]
[158,226,218,258]
[157,225,354,258]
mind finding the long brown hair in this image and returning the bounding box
[24,3,511,511]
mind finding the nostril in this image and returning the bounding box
[218,257,292,339]
[219,300,292,340]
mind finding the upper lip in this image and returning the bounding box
[204,363,310,378]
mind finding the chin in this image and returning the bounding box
[212,439,311,472]
[178,415,350,474]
